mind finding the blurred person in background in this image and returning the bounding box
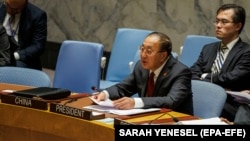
[0,0,47,70]
[190,4,250,122]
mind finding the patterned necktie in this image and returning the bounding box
[211,44,228,74]
[9,15,16,36]
[10,15,15,25]
[147,72,155,97]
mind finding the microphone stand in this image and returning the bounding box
[148,112,180,125]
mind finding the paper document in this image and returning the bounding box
[83,105,116,112]
[87,97,160,115]
[226,91,250,104]
[1,90,15,93]
[83,104,161,116]
[89,97,114,107]
[180,117,228,125]
[109,108,161,115]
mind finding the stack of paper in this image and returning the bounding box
[226,91,250,104]
[180,117,228,125]
[83,97,161,116]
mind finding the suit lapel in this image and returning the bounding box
[221,40,243,71]
[0,5,7,23]
[208,43,220,69]
[153,58,174,95]
[155,70,168,93]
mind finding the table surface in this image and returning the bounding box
[0,83,197,141]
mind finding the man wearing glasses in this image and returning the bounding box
[92,32,193,115]
[0,0,47,70]
[191,4,250,121]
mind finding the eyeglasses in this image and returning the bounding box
[139,46,165,56]
[214,19,235,26]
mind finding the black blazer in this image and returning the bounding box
[191,39,250,91]
[105,56,193,115]
[234,104,250,125]
[0,24,11,66]
[0,2,47,70]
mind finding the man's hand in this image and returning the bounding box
[220,117,233,125]
[113,97,135,110]
[91,91,106,101]
[241,90,250,94]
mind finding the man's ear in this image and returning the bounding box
[161,52,168,61]
[235,22,242,33]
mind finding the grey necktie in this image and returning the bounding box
[211,44,228,74]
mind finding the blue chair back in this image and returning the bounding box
[53,40,103,93]
[191,80,227,118]
[100,28,152,89]
[0,66,51,87]
[180,35,220,67]
[106,28,153,81]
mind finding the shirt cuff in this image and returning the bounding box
[14,52,20,60]
[134,98,144,108]
[102,90,109,100]
[201,73,208,80]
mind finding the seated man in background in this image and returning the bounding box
[92,32,193,115]
[221,90,250,125]
[190,4,250,121]
[0,24,11,66]
[0,0,47,70]
[221,104,250,125]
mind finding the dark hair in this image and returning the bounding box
[217,4,246,34]
[146,32,172,54]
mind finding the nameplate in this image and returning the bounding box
[114,118,135,126]
[1,94,48,110]
[50,103,105,120]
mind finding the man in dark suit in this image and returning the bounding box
[190,4,250,121]
[221,104,250,125]
[0,24,11,66]
[233,104,250,125]
[0,0,47,70]
[93,32,193,115]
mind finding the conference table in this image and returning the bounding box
[0,83,197,141]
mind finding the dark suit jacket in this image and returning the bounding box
[191,39,250,91]
[0,2,47,70]
[234,104,250,125]
[0,24,11,66]
[105,56,193,115]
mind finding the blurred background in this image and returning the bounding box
[29,0,250,70]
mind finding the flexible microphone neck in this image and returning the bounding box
[91,86,98,91]
[211,71,213,83]
[148,112,179,125]
[91,86,102,94]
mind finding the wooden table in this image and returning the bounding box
[0,83,197,141]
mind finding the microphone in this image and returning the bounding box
[91,86,98,91]
[101,57,106,69]
[63,94,90,105]
[101,57,106,80]
[211,71,213,83]
[129,61,134,72]
[91,86,101,94]
[148,112,179,125]
[63,98,77,105]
